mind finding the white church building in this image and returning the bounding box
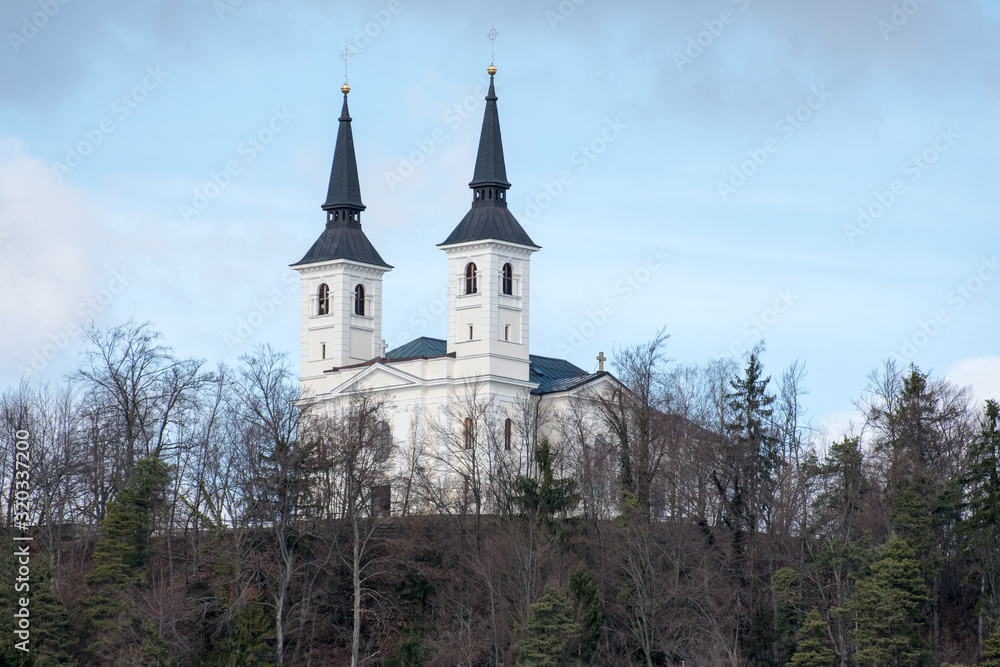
[290,66,616,489]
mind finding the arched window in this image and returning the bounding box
[595,434,607,451]
[504,418,512,451]
[502,263,513,295]
[463,417,473,450]
[317,283,330,315]
[354,284,366,316]
[464,263,477,295]
[374,420,392,462]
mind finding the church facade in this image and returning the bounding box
[290,67,614,486]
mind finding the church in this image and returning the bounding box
[290,64,616,483]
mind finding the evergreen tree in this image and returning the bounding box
[773,567,803,665]
[962,400,1000,623]
[514,586,581,666]
[721,346,779,535]
[0,540,75,666]
[787,609,834,667]
[981,623,1000,667]
[514,438,579,522]
[848,535,930,667]
[569,564,604,662]
[84,457,171,656]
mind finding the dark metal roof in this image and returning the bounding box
[382,337,591,393]
[323,94,365,211]
[440,72,538,249]
[439,202,538,248]
[385,337,448,360]
[469,76,509,189]
[292,220,391,268]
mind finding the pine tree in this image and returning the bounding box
[981,623,1000,667]
[962,400,1000,623]
[514,438,579,522]
[83,457,171,657]
[569,564,604,662]
[787,609,835,667]
[848,535,930,667]
[514,586,581,666]
[0,540,75,666]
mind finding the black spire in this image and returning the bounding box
[323,86,365,214]
[440,67,538,249]
[294,84,390,269]
[468,71,510,190]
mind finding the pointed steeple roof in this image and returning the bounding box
[293,85,390,269]
[323,88,365,212]
[440,67,538,249]
[468,74,510,189]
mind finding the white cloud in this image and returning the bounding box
[946,356,1000,406]
[0,138,109,381]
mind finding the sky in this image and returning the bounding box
[1,0,998,444]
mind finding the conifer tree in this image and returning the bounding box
[787,609,835,667]
[848,535,930,667]
[514,586,581,666]
[981,623,1000,667]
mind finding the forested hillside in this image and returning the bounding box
[2,321,998,666]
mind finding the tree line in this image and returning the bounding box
[1,320,999,666]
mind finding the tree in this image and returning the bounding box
[514,586,581,666]
[0,538,75,666]
[592,329,672,520]
[787,609,834,667]
[848,535,930,667]
[719,344,779,536]
[84,456,171,660]
[962,400,1000,637]
[981,623,1000,667]
[569,564,604,663]
[513,438,579,523]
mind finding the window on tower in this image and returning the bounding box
[502,263,513,295]
[504,418,512,450]
[354,284,366,316]
[463,417,473,450]
[317,283,330,315]
[464,263,478,294]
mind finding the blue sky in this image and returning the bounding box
[2,0,998,441]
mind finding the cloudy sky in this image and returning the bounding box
[2,0,998,441]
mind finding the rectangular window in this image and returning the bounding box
[504,325,510,341]
[468,325,474,340]
[321,343,326,359]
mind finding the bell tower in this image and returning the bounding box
[293,82,391,383]
[439,65,539,382]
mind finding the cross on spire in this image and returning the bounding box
[489,25,497,65]
[341,46,352,85]
[597,352,606,372]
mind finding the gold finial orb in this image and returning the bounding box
[487,65,497,76]
[341,83,351,95]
